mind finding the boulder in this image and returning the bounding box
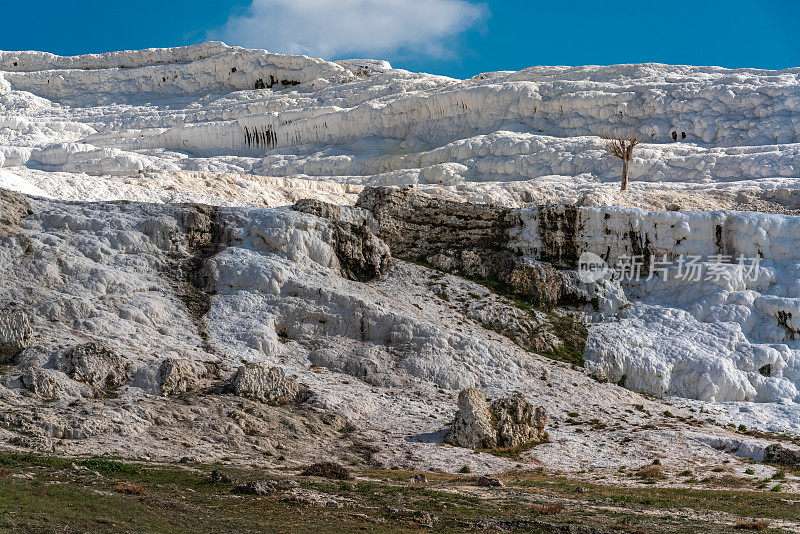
[233,481,275,495]
[504,258,563,306]
[231,363,305,403]
[58,342,129,392]
[446,389,547,450]
[158,358,203,396]
[300,462,353,480]
[490,393,548,449]
[764,443,800,468]
[445,388,496,449]
[0,309,33,363]
[21,368,58,399]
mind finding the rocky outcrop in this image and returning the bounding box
[505,258,563,307]
[293,198,390,282]
[57,342,130,393]
[0,188,32,238]
[764,443,800,468]
[158,358,210,396]
[446,388,547,450]
[490,394,548,449]
[231,363,306,404]
[21,368,58,399]
[355,187,516,281]
[0,309,33,363]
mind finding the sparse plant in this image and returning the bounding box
[636,464,664,480]
[601,112,649,191]
[114,482,147,495]
[734,519,770,531]
[530,502,563,515]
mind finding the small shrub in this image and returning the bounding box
[530,502,563,515]
[744,468,755,475]
[459,465,471,474]
[636,465,664,479]
[771,470,786,480]
[300,462,353,480]
[734,519,769,531]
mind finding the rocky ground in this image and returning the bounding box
[2,182,800,533]
[2,43,800,531]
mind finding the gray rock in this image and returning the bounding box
[446,388,496,449]
[476,476,503,487]
[0,188,32,238]
[231,363,304,403]
[21,368,58,399]
[446,389,547,450]
[0,309,33,363]
[354,187,516,280]
[232,481,275,495]
[765,443,800,468]
[408,473,428,484]
[58,342,129,393]
[293,198,390,282]
[504,258,563,306]
[158,358,203,396]
[491,394,548,449]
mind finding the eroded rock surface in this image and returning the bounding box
[57,342,129,393]
[0,309,33,363]
[446,388,547,450]
[231,363,306,404]
[0,188,31,238]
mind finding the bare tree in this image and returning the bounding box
[601,113,647,191]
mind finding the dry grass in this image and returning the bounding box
[734,518,770,531]
[530,502,563,515]
[636,465,665,480]
[113,482,147,496]
[300,462,353,481]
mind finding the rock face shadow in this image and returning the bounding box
[407,429,449,444]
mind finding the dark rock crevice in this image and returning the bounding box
[163,204,232,354]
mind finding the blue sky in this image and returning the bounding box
[2,0,799,78]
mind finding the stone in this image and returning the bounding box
[0,309,33,363]
[58,342,129,392]
[231,364,306,404]
[408,474,428,484]
[476,476,503,487]
[354,187,516,280]
[210,469,234,483]
[0,188,32,238]
[232,481,274,495]
[446,389,547,450]
[764,444,800,468]
[504,258,563,306]
[20,368,58,399]
[159,358,202,396]
[490,394,548,449]
[445,388,497,449]
[293,198,390,282]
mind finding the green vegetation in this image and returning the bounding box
[0,453,788,533]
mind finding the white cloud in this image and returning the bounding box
[208,0,487,59]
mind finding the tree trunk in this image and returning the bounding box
[621,157,629,191]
